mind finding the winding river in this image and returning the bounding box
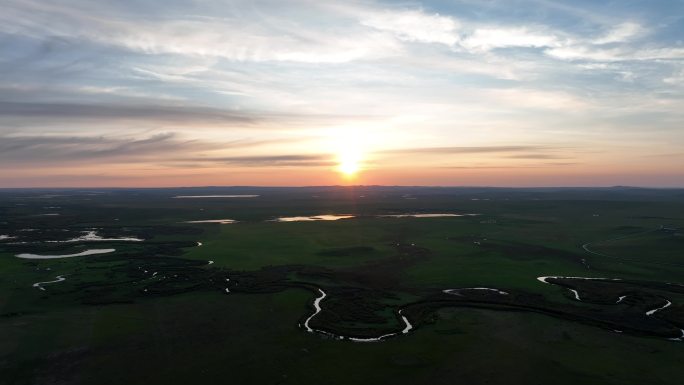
[33,275,66,291]
[537,275,682,336]
[297,277,682,342]
[302,277,683,342]
[646,300,672,316]
[301,288,413,342]
[536,276,624,302]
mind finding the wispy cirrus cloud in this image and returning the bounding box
[0,0,399,64]
[592,22,647,45]
[440,162,579,169]
[0,101,255,123]
[360,9,460,46]
[0,133,312,165]
[182,154,334,167]
[0,0,683,186]
[379,145,558,155]
[0,133,213,163]
[505,154,571,160]
[460,27,559,52]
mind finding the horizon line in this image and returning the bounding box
[1,185,683,190]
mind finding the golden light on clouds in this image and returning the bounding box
[1,1,682,188]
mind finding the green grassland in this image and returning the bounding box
[1,187,683,384]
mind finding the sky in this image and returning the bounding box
[1,0,683,187]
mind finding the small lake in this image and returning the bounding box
[185,219,237,224]
[271,215,355,222]
[16,249,116,259]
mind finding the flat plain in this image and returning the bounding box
[1,186,683,385]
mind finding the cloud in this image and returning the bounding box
[545,45,684,62]
[593,22,646,45]
[0,0,683,187]
[664,70,684,85]
[361,9,459,45]
[543,22,676,63]
[440,162,578,169]
[0,0,400,64]
[483,88,590,111]
[505,154,571,160]
[0,133,275,165]
[0,101,255,123]
[0,133,205,162]
[0,99,375,130]
[183,154,334,167]
[379,145,556,155]
[0,132,330,170]
[460,27,559,52]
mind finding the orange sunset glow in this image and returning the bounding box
[2,2,684,384]
[0,1,682,188]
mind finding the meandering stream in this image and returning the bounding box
[32,275,66,291]
[537,276,623,302]
[301,288,413,342]
[646,300,672,316]
[300,277,682,343]
[537,275,681,333]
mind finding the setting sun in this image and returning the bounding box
[338,152,361,177]
[329,127,368,179]
[2,1,683,384]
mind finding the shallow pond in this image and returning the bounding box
[16,249,116,259]
[185,219,237,224]
[272,215,355,222]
